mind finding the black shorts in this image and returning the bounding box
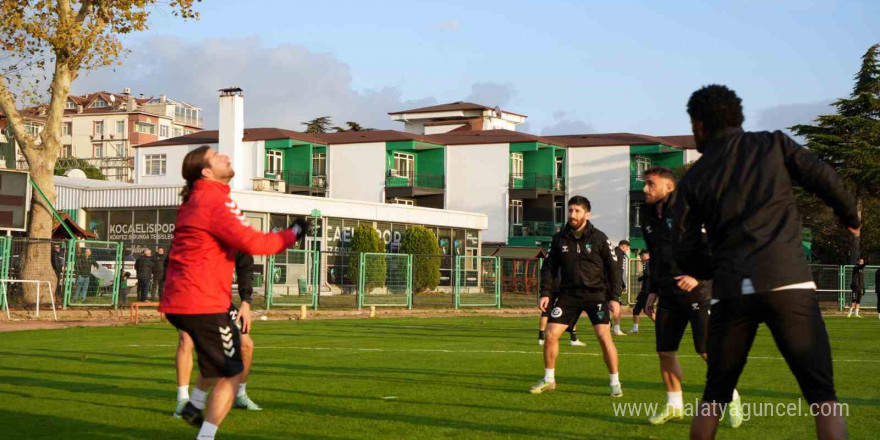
[655,295,708,353]
[702,289,836,405]
[851,290,863,304]
[547,295,610,327]
[633,291,650,315]
[167,305,244,379]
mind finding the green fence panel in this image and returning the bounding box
[358,253,412,310]
[266,249,319,310]
[454,256,500,308]
[65,240,122,308]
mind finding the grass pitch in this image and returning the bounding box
[0,314,878,439]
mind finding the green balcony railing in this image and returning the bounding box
[268,171,328,190]
[386,171,444,189]
[509,221,563,237]
[510,173,565,191]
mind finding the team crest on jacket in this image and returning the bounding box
[585,244,593,253]
[666,218,673,229]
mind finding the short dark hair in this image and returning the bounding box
[643,166,676,182]
[687,85,744,135]
[619,240,631,247]
[639,249,650,256]
[568,195,591,212]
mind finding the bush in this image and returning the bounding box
[400,226,441,292]
[347,224,386,289]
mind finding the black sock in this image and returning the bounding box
[570,331,578,341]
[538,330,545,340]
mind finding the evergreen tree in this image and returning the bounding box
[302,116,333,134]
[400,226,441,292]
[348,224,386,290]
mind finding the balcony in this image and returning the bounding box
[272,170,327,196]
[509,221,563,238]
[385,171,445,199]
[509,173,565,199]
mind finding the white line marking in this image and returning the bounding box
[124,345,880,363]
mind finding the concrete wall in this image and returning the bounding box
[567,145,630,244]
[445,143,509,244]
[327,142,386,202]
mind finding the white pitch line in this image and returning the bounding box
[125,344,880,363]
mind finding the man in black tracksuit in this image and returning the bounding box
[847,258,866,318]
[151,247,167,301]
[530,195,623,397]
[640,167,737,426]
[675,85,859,440]
[135,249,155,302]
[629,249,652,334]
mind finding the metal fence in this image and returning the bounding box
[266,249,319,309]
[454,256,500,308]
[841,265,878,309]
[357,253,412,309]
[64,240,123,308]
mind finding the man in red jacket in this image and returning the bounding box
[160,145,309,440]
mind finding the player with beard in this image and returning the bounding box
[530,196,623,397]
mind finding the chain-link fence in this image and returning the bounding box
[809,264,845,308]
[625,258,646,305]
[65,240,122,308]
[266,249,318,309]
[454,256,500,308]
[411,254,455,308]
[318,251,358,309]
[841,265,878,309]
[498,258,541,308]
[2,238,69,312]
[357,253,412,309]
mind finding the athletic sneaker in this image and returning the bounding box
[856,314,864,318]
[610,383,623,397]
[173,399,188,418]
[234,393,263,410]
[570,339,587,346]
[648,405,683,425]
[180,401,204,428]
[529,379,556,394]
[847,312,852,318]
[726,394,744,428]
[613,330,627,336]
[628,328,639,334]
[538,339,544,346]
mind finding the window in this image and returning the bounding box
[145,154,166,176]
[555,200,565,224]
[159,125,169,137]
[61,144,72,157]
[392,152,414,177]
[116,120,125,135]
[511,153,524,176]
[509,199,523,225]
[62,122,72,136]
[93,143,104,158]
[266,150,283,175]
[390,198,414,206]
[312,153,326,176]
[65,101,76,110]
[635,156,652,181]
[114,142,126,157]
[24,122,41,136]
[630,200,646,238]
[93,121,104,135]
[135,122,156,135]
[92,98,108,108]
[185,130,195,135]
[173,127,182,137]
[555,156,564,178]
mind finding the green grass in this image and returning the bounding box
[1,315,879,439]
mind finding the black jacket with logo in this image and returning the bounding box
[614,247,628,289]
[638,262,650,295]
[235,252,255,304]
[540,222,622,302]
[674,128,860,299]
[642,191,711,302]
[851,264,866,293]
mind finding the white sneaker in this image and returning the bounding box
[610,383,623,397]
[627,328,639,334]
[613,330,627,336]
[570,339,587,346]
[529,378,556,394]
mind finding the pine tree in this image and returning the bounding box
[401,226,441,292]
[792,43,880,262]
[348,224,386,290]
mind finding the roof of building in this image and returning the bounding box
[389,101,527,118]
[135,127,330,148]
[660,135,696,150]
[544,132,685,148]
[483,245,548,260]
[425,129,564,146]
[309,130,440,145]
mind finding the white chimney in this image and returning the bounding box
[123,87,131,95]
[159,94,167,103]
[218,87,246,190]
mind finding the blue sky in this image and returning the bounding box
[80,0,880,135]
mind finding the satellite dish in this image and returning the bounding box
[494,105,502,118]
[64,169,87,179]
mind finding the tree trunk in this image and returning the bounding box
[20,152,60,304]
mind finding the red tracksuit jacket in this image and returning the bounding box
[159,179,297,314]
